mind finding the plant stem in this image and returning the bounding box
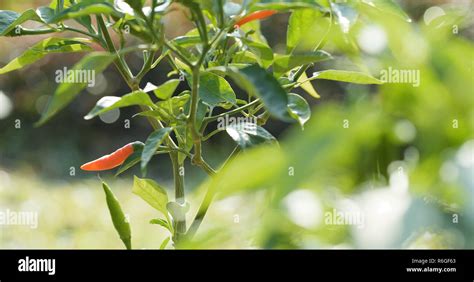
[203,99,261,123]
[96,15,135,89]
[188,66,204,167]
[203,128,224,141]
[131,10,190,245]
[63,26,103,43]
[187,145,240,239]
[171,152,186,240]
[11,27,57,36]
[163,40,194,68]
[94,10,191,249]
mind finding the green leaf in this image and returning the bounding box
[132,176,169,218]
[361,0,411,22]
[160,237,171,249]
[239,38,274,69]
[84,91,155,120]
[0,37,92,75]
[36,52,115,126]
[155,93,191,123]
[36,6,56,23]
[141,127,173,175]
[273,50,331,77]
[232,51,259,66]
[287,8,331,53]
[215,65,291,121]
[288,93,311,129]
[153,79,180,100]
[150,218,172,232]
[75,15,95,34]
[237,19,268,45]
[173,35,202,48]
[47,0,122,23]
[199,72,236,108]
[196,100,208,129]
[310,70,383,84]
[102,181,132,250]
[115,142,145,176]
[248,1,324,12]
[0,9,43,36]
[298,71,320,98]
[225,122,277,149]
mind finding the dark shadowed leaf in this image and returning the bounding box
[287,93,311,129]
[0,9,43,36]
[115,142,145,176]
[141,127,173,175]
[226,122,277,149]
[213,65,291,121]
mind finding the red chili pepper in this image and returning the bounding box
[235,10,278,28]
[81,141,144,171]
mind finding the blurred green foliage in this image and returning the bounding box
[0,0,473,249]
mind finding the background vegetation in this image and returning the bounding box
[0,0,473,249]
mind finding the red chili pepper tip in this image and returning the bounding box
[234,10,278,28]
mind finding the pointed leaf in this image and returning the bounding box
[249,2,324,12]
[214,65,291,121]
[150,218,172,232]
[160,237,171,249]
[141,127,173,174]
[36,6,56,23]
[132,176,169,218]
[47,0,122,23]
[226,122,277,149]
[115,142,145,176]
[199,71,236,107]
[153,79,180,100]
[273,50,332,77]
[288,93,311,129]
[287,8,331,53]
[84,91,155,120]
[298,71,320,98]
[311,70,383,84]
[239,38,274,69]
[0,9,43,36]
[0,37,92,74]
[36,52,115,126]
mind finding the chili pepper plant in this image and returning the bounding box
[0,0,405,249]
